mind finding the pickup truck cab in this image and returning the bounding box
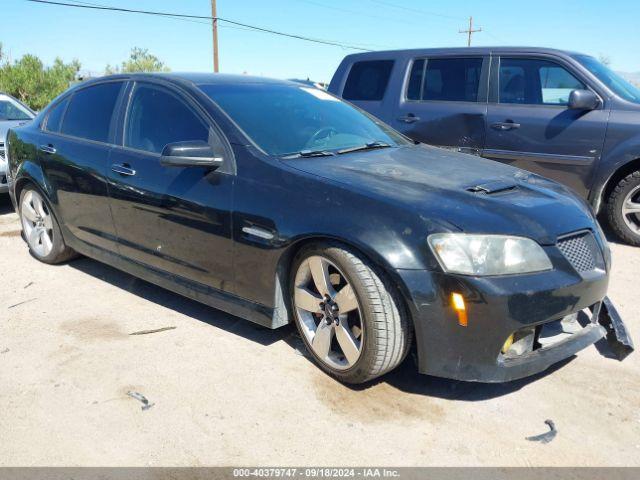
[329,47,640,246]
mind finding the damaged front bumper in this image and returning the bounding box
[498,298,634,381]
[599,296,634,360]
[397,267,634,383]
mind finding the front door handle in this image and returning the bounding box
[491,121,521,131]
[111,163,136,176]
[397,114,420,123]
[39,144,56,154]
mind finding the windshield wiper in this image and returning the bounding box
[281,149,336,159]
[337,141,392,155]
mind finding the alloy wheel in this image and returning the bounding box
[622,185,640,236]
[21,189,54,257]
[293,255,364,370]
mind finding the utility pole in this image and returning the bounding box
[459,16,481,47]
[211,0,219,72]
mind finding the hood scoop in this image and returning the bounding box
[466,179,518,195]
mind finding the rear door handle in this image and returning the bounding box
[491,122,521,131]
[397,114,420,123]
[39,145,56,154]
[111,163,136,176]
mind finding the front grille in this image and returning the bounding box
[0,142,5,160]
[557,231,602,273]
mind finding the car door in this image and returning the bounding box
[483,56,608,198]
[107,81,235,292]
[39,81,125,252]
[392,56,489,154]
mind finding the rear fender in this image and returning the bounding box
[14,160,55,205]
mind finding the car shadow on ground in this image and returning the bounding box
[70,255,581,401]
[69,256,294,347]
[377,353,575,401]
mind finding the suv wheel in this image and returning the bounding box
[19,186,76,264]
[607,170,640,246]
[290,242,412,384]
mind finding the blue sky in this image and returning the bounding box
[3,0,639,82]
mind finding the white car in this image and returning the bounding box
[1,93,35,193]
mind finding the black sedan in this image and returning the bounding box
[5,74,633,384]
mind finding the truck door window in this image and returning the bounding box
[499,58,585,106]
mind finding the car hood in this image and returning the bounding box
[285,144,597,245]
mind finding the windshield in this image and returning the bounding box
[0,98,33,121]
[199,83,409,156]
[573,55,640,104]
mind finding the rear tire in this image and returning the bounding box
[290,242,412,384]
[606,170,640,246]
[19,185,76,264]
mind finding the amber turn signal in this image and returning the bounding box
[451,292,468,327]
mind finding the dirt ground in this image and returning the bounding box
[0,194,638,467]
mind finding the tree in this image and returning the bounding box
[0,51,80,111]
[105,47,170,74]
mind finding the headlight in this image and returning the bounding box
[428,233,552,276]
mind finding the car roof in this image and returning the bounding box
[77,72,299,89]
[341,46,588,60]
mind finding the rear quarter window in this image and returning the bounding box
[342,60,394,101]
[44,97,70,133]
[61,82,123,143]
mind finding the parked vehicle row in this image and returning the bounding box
[5,73,632,383]
[329,47,640,246]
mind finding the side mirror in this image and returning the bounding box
[160,140,224,168]
[568,89,599,110]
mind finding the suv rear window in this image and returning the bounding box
[407,57,482,102]
[343,60,394,101]
[61,82,123,143]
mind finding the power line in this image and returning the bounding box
[367,0,466,21]
[25,0,374,52]
[299,0,433,29]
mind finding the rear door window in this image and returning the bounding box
[124,84,209,154]
[406,57,482,102]
[61,82,123,143]
[343,60,394,101]
[499,58,585,106]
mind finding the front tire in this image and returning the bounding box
[19,185,76,264]
[290,242,412,384]
[606,170,640,246]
